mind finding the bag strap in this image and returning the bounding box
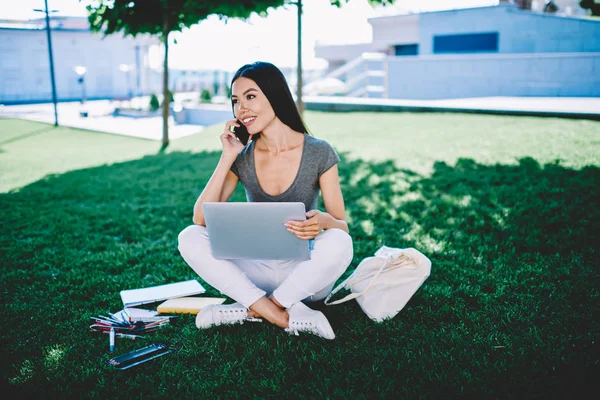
[324,256,392,306]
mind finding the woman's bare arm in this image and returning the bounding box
[319,165,349,233]
[192,119,245,226]
[192,160,239,226]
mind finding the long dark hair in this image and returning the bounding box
[230,62,310,140]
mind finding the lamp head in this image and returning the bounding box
[74,66,87,76]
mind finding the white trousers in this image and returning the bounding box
[177,225,353,309]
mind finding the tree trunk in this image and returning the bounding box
[296,0,304,116]
[162,18,170,147]
[515,0,532,10]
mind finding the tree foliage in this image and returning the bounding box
[580,0,600,16]
[149,93,159,111]
[87,0,286,38]
[86,0,286,147]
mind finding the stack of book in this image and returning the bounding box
[90,280,228,340]
[91,279,230,367]
[119,279,226,315]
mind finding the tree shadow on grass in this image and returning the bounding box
[0,126,56,146]
[0,126,57,154]
[341,154,599,260]
[1,150,598,398]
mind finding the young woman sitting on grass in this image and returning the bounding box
[177,62,353,340]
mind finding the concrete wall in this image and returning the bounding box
[150,69,228,95]
[369,14,420,50]
[173,104,232,126]
[314,43,374,65]
[419,5,600,55]
[0,28,154,104]
[386,52,600,99]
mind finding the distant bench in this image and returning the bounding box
[111,96,132,102]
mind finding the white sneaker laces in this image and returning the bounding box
[284,303,335,339]
[216,308,247,325]
[286,320,317,336]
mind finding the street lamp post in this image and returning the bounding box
[295,0,304,115]
[134,45,142,97]
[33,1,59,126]
[74,66,87,117]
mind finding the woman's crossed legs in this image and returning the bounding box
[177,225,353,329]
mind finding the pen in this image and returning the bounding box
[144,318,171,328]
[123,308,132,323]
[109,327,115,352]
[115,333,143,340]
[90,317,126,326]
[100,315,125,324]
[109,312,128,324]
[100,331,143,339]
[90,324,130,332]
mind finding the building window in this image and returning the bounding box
[433,32,499,54]
[394,44,419,56]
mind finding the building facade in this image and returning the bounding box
[314,3,600,99]
[0,17,156,104]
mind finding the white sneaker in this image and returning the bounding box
[285,302,335,340]
[195,302,260,329]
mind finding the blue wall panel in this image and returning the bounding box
[433,32,499,54]
[386,53,600,99]
[419,5,600,55]
[395,44,419,56]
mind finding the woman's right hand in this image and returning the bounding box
[220,119,246,160]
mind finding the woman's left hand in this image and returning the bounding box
[285,210,331,240]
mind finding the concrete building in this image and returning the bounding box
[0,17,156,104]
[148,69,233,97]
[154,66,324,99]
[314,3,600,99]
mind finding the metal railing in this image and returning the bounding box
[315,52,388,98]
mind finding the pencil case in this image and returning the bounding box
[106,343,174,370]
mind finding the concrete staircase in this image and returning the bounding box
[307,53,388,98]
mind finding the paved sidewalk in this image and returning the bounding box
[2,96,598,142]
[0,100,202,141]
[306,96,600,120]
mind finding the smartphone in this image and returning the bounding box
[106,343,174,370]
[234,120,250,146]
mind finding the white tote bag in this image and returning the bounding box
[324,246,431,322]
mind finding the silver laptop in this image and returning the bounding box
[202,202,311,261]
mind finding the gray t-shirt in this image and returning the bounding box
[230,134,340,212]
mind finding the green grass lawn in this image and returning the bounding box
[1,113,599,398]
